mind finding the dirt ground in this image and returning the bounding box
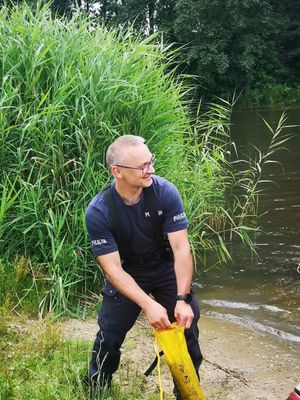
[62,315,300,400]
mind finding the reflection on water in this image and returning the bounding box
[196,107,300,345]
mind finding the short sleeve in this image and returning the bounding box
[160,180,188,233]
[85,201,118,257]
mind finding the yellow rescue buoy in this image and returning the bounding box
[154,322,206,400]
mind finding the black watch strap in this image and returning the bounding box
[176,293,192,304]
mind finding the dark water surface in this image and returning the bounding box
[195,107,300,347]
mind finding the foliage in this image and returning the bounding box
[275,0,300,82]
[39,0,300,106]
[0,313,171,400]
[0,256,59,317]
[2,1,300,105]
[187,103,294,266]
[0,3,291,314]
[241,83,300,108]
[174,0,283,99]
[0,3,235,313]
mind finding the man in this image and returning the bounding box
[85,135,202,399]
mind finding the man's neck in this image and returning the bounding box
[115,182,143,206]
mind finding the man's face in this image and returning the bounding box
[115,143,155,188]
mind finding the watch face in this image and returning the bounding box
[185,293,192,304]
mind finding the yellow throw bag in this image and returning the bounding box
[155,323,206,400]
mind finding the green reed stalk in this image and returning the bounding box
[0,3,288,314]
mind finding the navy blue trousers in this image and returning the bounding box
[89,260,202,385]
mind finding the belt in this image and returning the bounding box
[122,248,173,266]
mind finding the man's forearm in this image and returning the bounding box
[105,266,154,309]
[173,247,194,294]
[173,245,195,328]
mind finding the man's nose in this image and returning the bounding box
[148,163,155,174]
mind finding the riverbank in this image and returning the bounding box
[63,314,300,399]
[199,315,299,399]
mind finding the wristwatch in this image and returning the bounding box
[176,293,192,304]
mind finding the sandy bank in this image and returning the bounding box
[199,315,300,399]
[63,314,300,399]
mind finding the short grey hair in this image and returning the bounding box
[106,135,145,169]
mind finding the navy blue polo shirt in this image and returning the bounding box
[85,175,188,257]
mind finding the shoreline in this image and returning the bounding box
[199,315,300,399]
[62,314,300,399]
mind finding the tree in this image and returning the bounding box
[90,0,159,35]
[276,0,300,82]
[155,0,176,41]
[174,0,283,97]
[50,0,73,16]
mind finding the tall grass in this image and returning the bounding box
[0,3,288,314]
[0,314,171,400]
[0,3,191,313]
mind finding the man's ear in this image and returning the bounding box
[111,165,123,179]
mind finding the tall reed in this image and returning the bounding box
[0,3,287,314]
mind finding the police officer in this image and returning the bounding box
[85,135,202,398]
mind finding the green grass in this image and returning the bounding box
[0,312,174,400]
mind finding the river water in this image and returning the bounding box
[196,107,300,349]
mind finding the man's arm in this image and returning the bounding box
[97,252,172,330]
[168,229,194,329]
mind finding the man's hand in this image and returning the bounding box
[143,299,172,330]
[174,301,194,329]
